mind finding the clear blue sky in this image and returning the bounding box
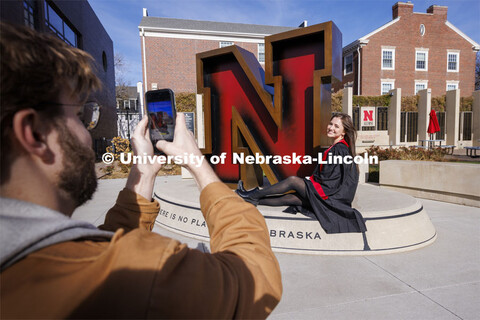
[89,0,480,86]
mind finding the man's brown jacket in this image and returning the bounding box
[1,182,282,318]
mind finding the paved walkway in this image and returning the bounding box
[72,177,480,320]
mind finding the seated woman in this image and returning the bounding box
[236,113,367,234]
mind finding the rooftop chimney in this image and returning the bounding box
[392,1,414,19]
[427,5,448,20]
[298,20,308,28]
[143,8,148,17]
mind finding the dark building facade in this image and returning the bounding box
[1,0,117,141]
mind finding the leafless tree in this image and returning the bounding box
[115,53,129,101]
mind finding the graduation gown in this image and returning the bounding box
[303,140,367,234]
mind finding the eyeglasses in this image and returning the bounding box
[79,102,101,131]
[34,101,101,131]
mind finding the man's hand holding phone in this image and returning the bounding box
[125,116,163,200]
[145,89,176,148]
[128,86,219,198]
[126,113,219,199]
[157,113,220,191]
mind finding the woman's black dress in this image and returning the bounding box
[302,140,367,234]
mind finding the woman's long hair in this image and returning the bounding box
[331,113,356,156]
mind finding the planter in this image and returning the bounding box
[379,160,480,207]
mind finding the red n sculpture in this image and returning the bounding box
[196,22,342,189]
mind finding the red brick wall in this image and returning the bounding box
[360,11,476,97]
[338,51,359,95]
[341,8,476,97]
[142,36,263,93]
[392,2,413,19]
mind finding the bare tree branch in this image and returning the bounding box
[115,53,130,101]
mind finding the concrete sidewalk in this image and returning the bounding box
[72,177,480,320]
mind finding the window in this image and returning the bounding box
[415,81,428,94]
[419,24,425,36]
[415,50,428,71]
[344,54,353,75]
[381,81,394,95]
[45,2,77,47]
[447,52,459,72]
[381,49,395,70]
[446,81,459,91]
[23,0,36,29]
[219,41,233,48]
[258,43,265,63]
[129,99,137,111]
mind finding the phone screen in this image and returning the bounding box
[146,89,176,143]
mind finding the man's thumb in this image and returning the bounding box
[156,140,169,153]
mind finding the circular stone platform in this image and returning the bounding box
[153,177,437,255]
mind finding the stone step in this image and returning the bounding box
[154,178,436,255]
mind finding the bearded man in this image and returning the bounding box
[0,23,281,319]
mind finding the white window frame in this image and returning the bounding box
[381,80,395,95]
[344,53,353,75]
[258,43,265,63]
[447,51,459,72]
[129,99,137,111]
[381,48,395,70]
[415,80,428,94]
[446,81,459,91]
[219,41,234,48]
[415,50,428,71]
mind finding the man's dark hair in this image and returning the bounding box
[0,22,101,182]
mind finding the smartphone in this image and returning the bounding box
[145,89,176,148]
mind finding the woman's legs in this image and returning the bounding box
[258,193,308,207]
[250,176,307,202]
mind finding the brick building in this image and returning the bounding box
[341,1,479,97]
[138,9,295,93]
[1,0,117,142]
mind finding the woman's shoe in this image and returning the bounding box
[235,181,260,206]
[235,192,259,206]
[237,180,247,192]
[236,180,259,197]
[242,196,259,206]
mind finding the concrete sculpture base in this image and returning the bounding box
[154,177,436,255]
